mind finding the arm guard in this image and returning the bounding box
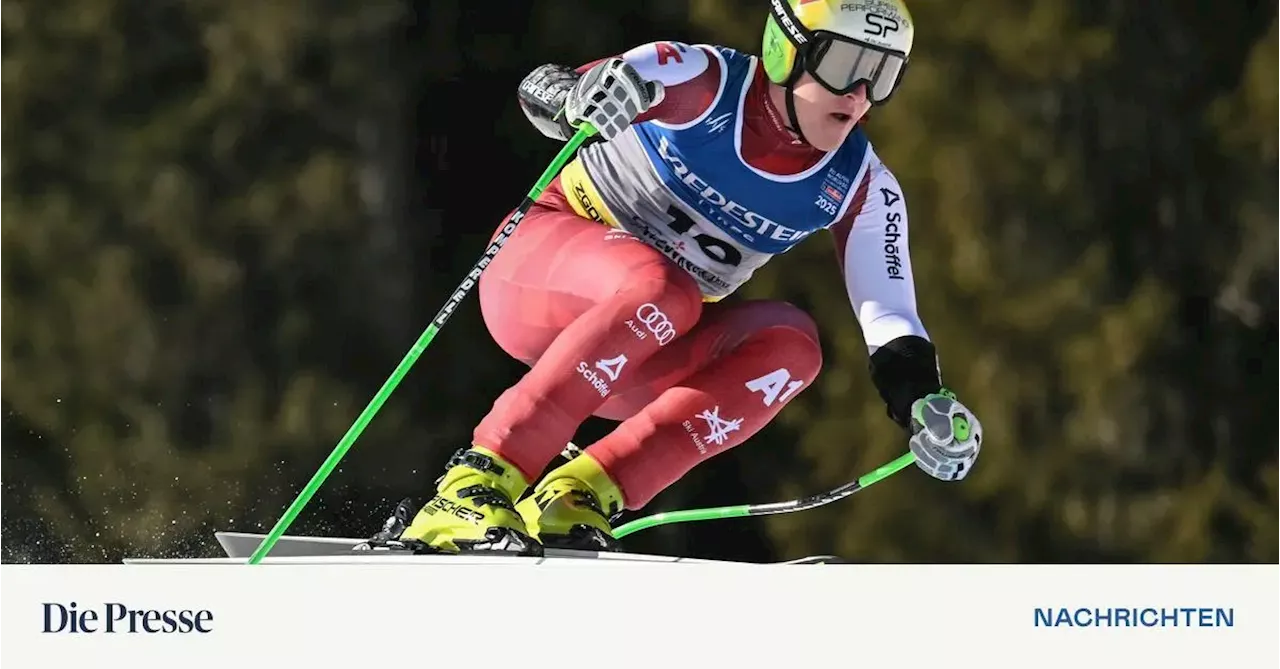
[517,64,580,141]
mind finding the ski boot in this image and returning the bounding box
[364,446,541,555]
[515,451,624,552]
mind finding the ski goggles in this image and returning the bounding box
[802,33,908,105]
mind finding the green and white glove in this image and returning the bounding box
[563,58,662,141]
[909,389,982,482]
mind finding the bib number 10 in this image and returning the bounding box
[666,205,743,267]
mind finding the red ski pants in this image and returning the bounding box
[473,181,822,509]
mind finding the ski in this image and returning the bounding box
[120,532,848,565]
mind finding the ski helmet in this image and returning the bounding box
[762,0,915,140]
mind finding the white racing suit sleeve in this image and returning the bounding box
[833,150,943,430]
[838,155,929,351]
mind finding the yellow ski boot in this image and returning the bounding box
[515,452,624,552]
[392,447,541,555]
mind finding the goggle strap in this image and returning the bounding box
[769,0,812,47]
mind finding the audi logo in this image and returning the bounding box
[636,303,676,346]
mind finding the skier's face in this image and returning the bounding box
[789,73,872,151]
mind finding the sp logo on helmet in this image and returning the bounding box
[863,12,900,36]
[632,303,676,346]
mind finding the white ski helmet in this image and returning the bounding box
[762,0,915,139]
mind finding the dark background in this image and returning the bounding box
[3,0,1276,564]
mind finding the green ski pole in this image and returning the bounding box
[247,125,598,565]
[612,451,916,539]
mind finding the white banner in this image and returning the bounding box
[2,563,1277,668]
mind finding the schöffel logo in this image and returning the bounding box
[879,187,905,280]
[577,354,628,397]
[42,601,214,634]
[595,354,628,381]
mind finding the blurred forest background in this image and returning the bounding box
[2,0,1276,564]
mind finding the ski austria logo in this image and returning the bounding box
[698,406,742,446]
[682,405,743,454]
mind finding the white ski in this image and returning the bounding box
[120,532,846,564]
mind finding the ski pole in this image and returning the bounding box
[612,451,916,539]
[247,124,599,565]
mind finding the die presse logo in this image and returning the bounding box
[42,601,214,634]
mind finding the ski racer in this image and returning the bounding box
[376,0,984,554]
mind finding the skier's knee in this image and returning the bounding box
[753,302,824,382]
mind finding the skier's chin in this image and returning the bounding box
[803,114,857,151]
